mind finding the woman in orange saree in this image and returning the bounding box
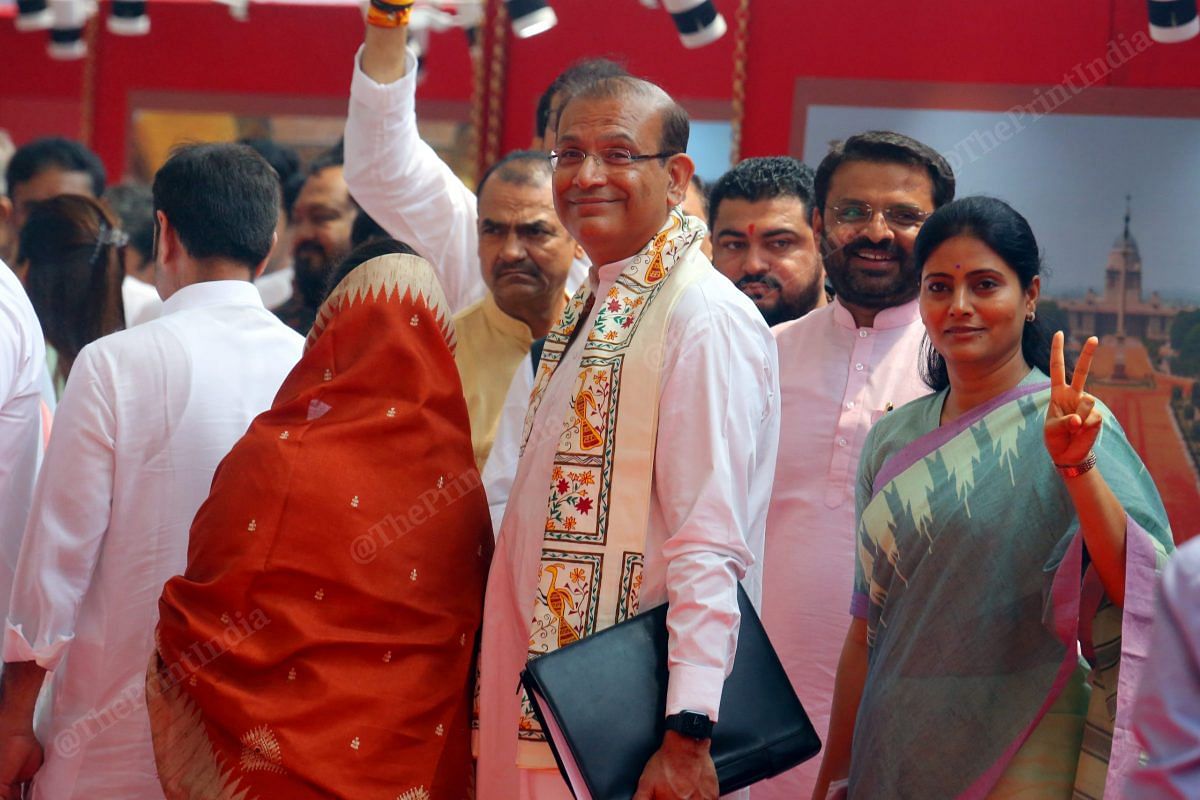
[147,251,492,800]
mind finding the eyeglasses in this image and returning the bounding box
[829,202,930,230]
[549,147,679,171]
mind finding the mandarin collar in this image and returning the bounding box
[831,296,921,331]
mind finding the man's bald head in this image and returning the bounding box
[557,76,690,156]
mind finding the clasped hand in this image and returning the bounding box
[633,730,719,800]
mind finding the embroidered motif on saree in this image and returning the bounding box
[514,209,709,766]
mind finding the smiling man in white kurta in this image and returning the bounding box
[475,77,779,800]
[0,143,303,800]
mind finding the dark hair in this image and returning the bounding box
[708,156,814,230]
[560,76,689,154]
[351,208,390,248]
[914,196,1052,391]
[535,58,628,141]
[152,143,280,269]
[813,131,954,213]
[477,150,553,198]
[103,182,154,260]
[238,137,302,189]
[282,171,306,218]
[18,195,125,378]
[308,139,345,176]
[6,136,107,200]
[321,237,420,306]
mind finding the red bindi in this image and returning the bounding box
[954,264,962,270]
[747,223,756,236]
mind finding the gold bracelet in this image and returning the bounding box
[1054,450,1097,479]
[367,3,411,28]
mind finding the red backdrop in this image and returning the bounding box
[2,0,1200,178]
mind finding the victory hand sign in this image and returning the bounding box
[1044,332,1101,466]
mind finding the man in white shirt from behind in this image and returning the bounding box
[0,260,45,632]
[0,143,304,800]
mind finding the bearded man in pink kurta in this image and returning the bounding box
[756,131,956,800]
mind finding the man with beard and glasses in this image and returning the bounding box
[754,131,954,800]
[708,156,824,327]
[345,19,584,472]
[274,143,356,334]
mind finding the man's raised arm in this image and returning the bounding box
[345,16,484,313]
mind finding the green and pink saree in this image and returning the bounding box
[849,369,1172,798]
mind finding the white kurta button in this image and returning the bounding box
[838,437,848,447]
[845,401,854,409]
[854,363,864,371]
[858,329,869,338]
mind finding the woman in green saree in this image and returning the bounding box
[813,196,1173,799]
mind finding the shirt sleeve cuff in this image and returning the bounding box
[4,621,72,671]
[665,663,726,722]
[849,591,869,620]
[350,44,420,113]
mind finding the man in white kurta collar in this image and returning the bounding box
[0,143,303,800]
[476,77,779,800]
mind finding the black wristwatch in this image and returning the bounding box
[664,711,714,740]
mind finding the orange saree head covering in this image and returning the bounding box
[149,253,493,800]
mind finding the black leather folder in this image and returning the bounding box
[520,585,821,799]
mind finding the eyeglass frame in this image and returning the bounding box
[827,202,931,231]
[548,147,681,171]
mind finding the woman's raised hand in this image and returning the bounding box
[1044,331,1101,466]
